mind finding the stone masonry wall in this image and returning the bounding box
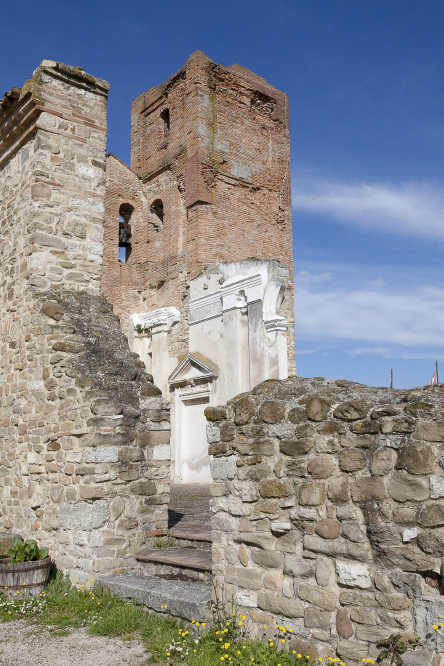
[207,376,444,666]
[0,61,170,580]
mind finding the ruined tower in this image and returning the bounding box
[103,51,295,484]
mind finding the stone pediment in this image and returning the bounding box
[169,352,218,387]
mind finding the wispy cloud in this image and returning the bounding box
[292,179,444,241]
[350,346,443,360]
[294,269,444,349]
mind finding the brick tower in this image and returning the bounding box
[103,50,295,483]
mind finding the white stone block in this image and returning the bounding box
[83,447,118,463]
[283,578,293,598]
[206,424,221,443]
[335,560,371,588]
[271,522,291,533]
[430,475,444,499]
[59,500,109,531]
[211,457,237,480]
[237,590,257,607]
[66,451,82,463]
[88,242,103,256]
[402,527,418,542]
[153,444,170,460]
[79,166,95,178]
[28,380,45,391]
[39,111,56,127]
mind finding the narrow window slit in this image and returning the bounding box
[118,203,134,263]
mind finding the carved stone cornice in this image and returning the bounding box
[131,307,180,335]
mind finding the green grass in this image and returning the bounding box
[0,573,326,666]
[153,533,177,548]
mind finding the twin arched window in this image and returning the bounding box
[118,199,164,262]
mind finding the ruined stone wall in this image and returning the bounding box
[102,50,295,374]
[0,61,170,580]
[207,377,444,665]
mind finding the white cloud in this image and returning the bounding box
[292,179,444,241]
[294,269,444,349]
[350,346,443,360]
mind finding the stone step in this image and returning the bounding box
[168,483,212,532]
[170,527,212,550]
[136,547,212,572]
[98,572,211,622]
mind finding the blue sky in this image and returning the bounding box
[2,0,444,388]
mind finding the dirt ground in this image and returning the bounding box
[0,620,150,666]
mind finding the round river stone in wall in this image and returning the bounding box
[305,397,331,422]
[259,401,285,424]
[234,397,256,425]
[336,609,353,639]
[315,519,340,539]
[339,448,367,472]
[307,455,335,479]
[396,444,436,475]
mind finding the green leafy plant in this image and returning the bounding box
[135,323,142,334]
[376,633,422,665]
[8,539,49,564]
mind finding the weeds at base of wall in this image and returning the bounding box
[0,572,326,666]
[1,572,430,666]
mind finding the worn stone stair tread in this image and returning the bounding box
[170,527,212,542]
[136,547,212,571]
[97,572,211,622]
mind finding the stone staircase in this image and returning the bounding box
[98,484,213,621]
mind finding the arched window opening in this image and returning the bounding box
[118,203,134,263]
[160,109,170,137]
[150,199,163,232]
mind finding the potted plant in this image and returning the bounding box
[0,538,50,597]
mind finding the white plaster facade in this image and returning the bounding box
[128,259,290,484]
